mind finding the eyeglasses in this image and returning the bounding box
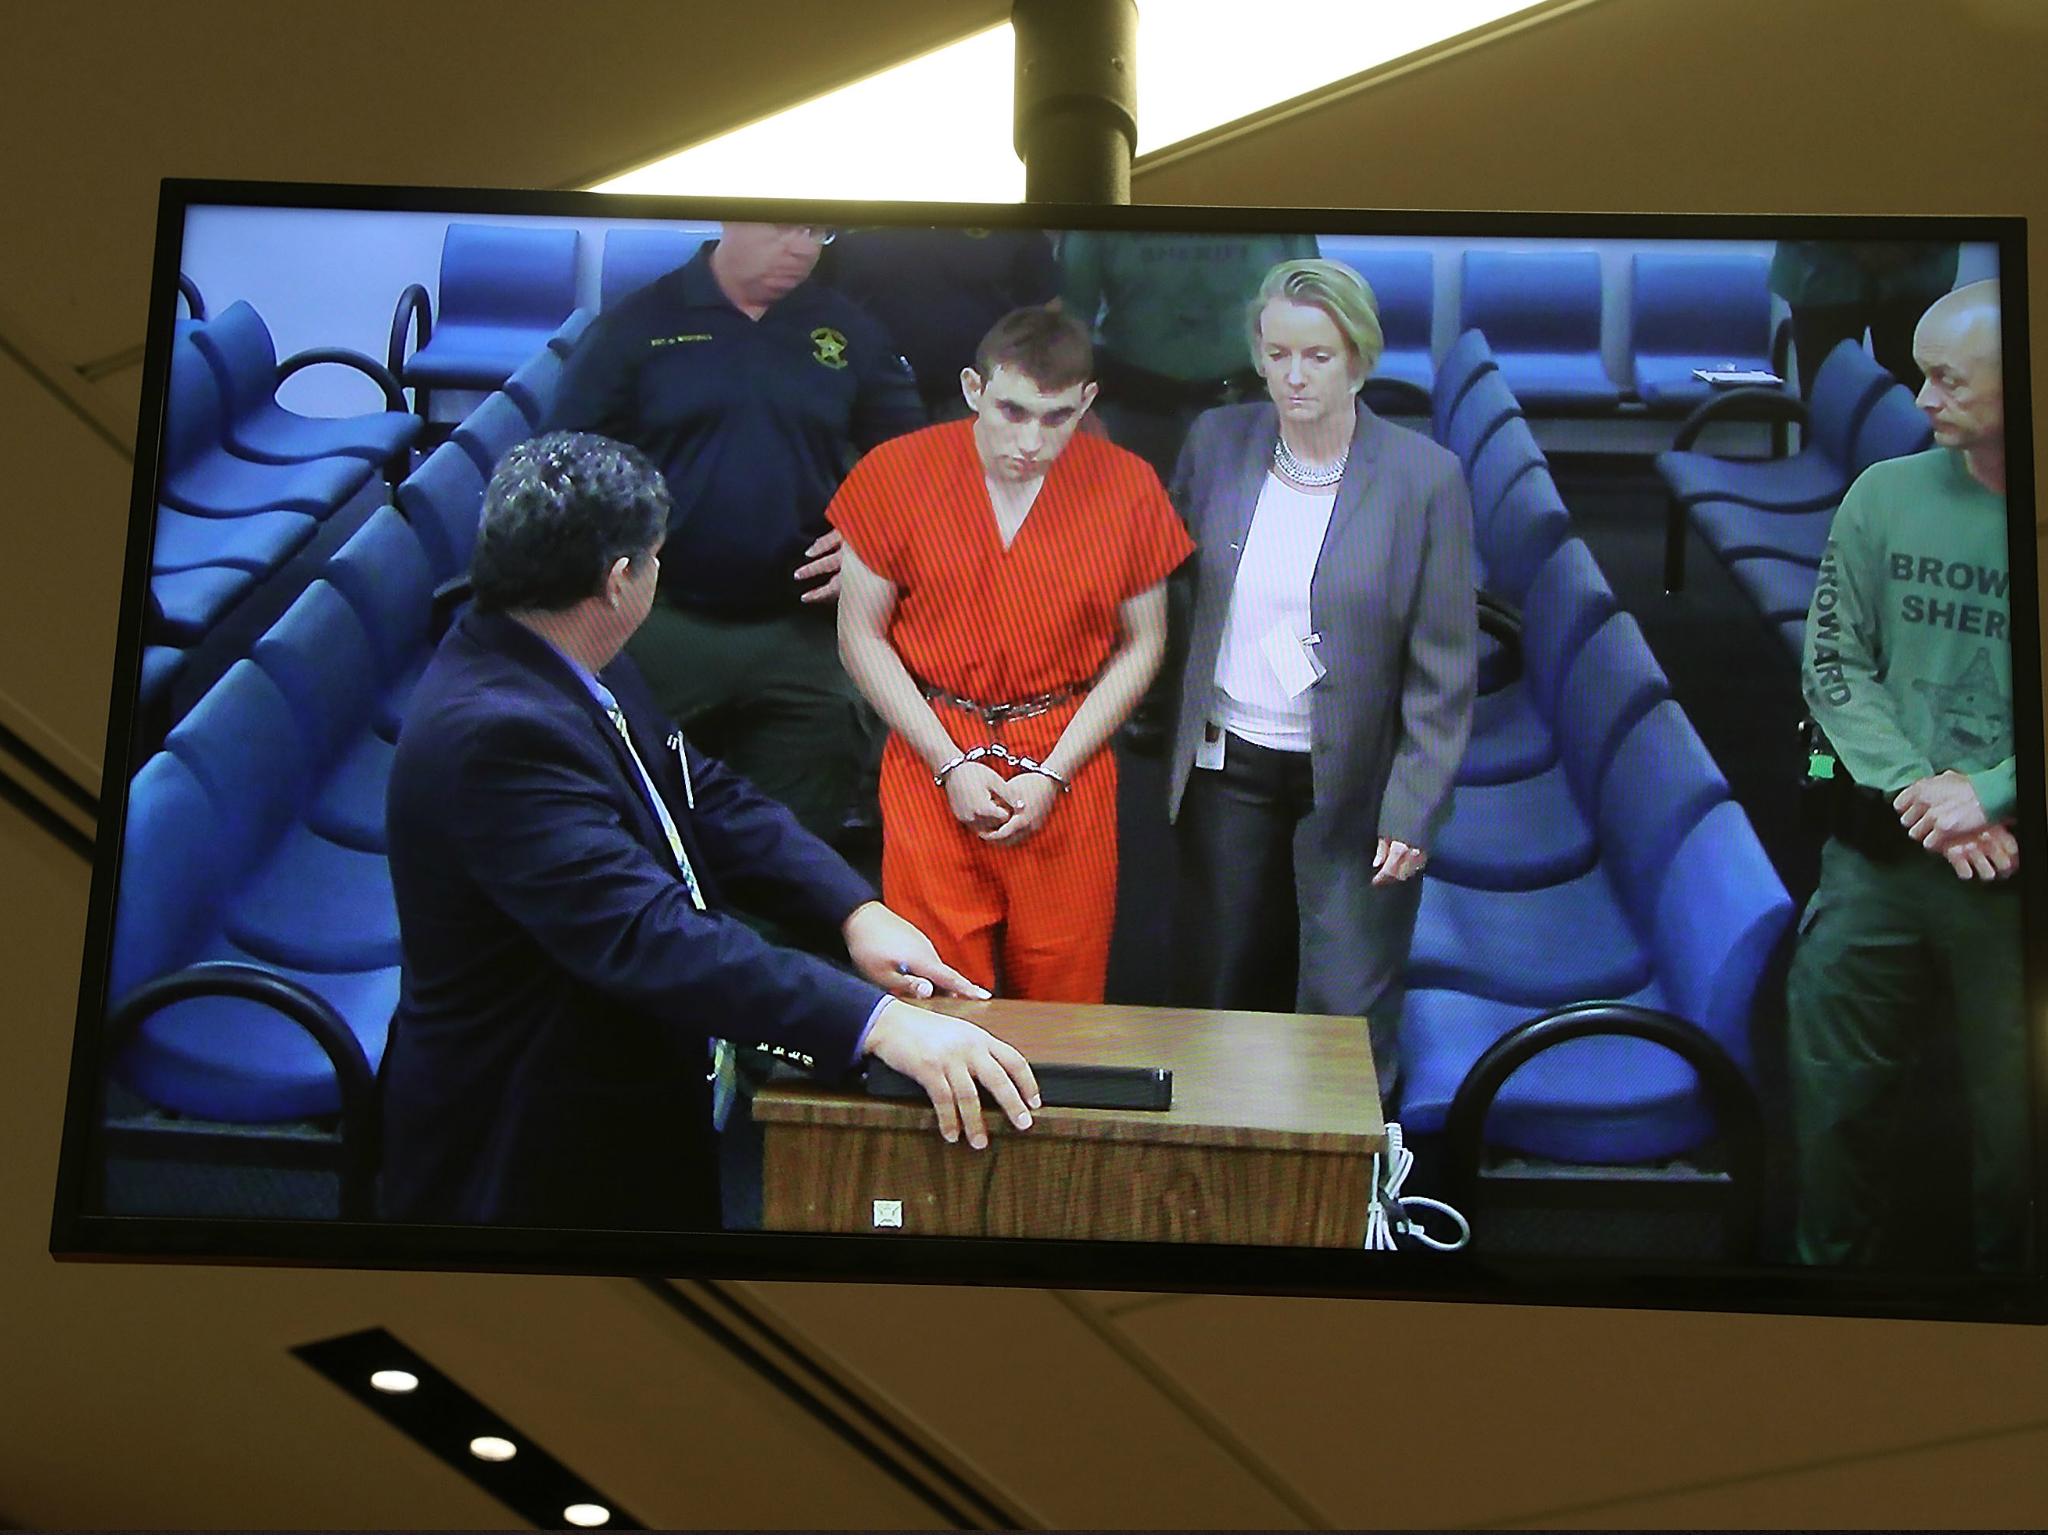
[770,223,838,245]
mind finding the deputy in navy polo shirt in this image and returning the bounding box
[547,222,925,845]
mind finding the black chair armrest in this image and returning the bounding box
[177,272,207,321]
[277,347,410,413]
[387,283,432,379]
[106,959,379,1217]
[1476,589,1523,684]
[1438,1000,1764,1258]
[1360,377,1432,418]
[430,575,474,640]
[1673,387,1810,454]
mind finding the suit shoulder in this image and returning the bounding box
[1366,411,1462,485]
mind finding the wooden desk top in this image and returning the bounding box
[752,998,1383,1155]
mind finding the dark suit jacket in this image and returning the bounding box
[1165,402,1477,1028]
[377,609,882,1231]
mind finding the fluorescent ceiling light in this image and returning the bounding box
[596,0,1549,202]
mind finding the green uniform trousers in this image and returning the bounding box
[624,599,871,848]
[1786,837,2029,1270]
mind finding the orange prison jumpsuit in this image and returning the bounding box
[829,421,1191,1001]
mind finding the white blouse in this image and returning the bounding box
[1211,471,1336,752]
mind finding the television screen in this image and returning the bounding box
[51,181,2043,1323]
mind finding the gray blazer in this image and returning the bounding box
[1166,402,1477,849]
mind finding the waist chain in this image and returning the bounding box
[916,674,1094,728]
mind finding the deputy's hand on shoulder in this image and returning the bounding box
[1940,822,2018,882]
[842,900,992,1001]
[980,772,1061,846]
[943,761,1016,833]
[1895,769,1988,850]
[794,528,845,604]
[863,999,1041,1150]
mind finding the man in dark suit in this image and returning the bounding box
[379,432,1039,1232]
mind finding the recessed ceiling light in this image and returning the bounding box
[563,1503,612,1528]
[368,1369,420,1394]
[469,1435,518,1462]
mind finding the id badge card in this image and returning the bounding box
[1260,623,1327,698]
[1195,721,1226,770]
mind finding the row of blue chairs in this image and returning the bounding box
[1658,339,1932,657]
[144,302,420,731]
[1404,343,1796,1168]
[105,318,579,1195]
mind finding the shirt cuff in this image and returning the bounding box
[850,993,891,1069]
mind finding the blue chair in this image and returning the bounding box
[107,751,392,1186]
[1481,473,1570,604]
[147,565,260,647]
[159,334,379,521]
[1431,613,1671,892]
[1322,240,1434,395]
[150,505,315,576]
[1467,415,1544,546]
[503,346,565,431]
[1444,369,1523,472]
[396,441,487,581]
[391,223,580,415]
[1432,329,1499,445]
[601,225,709,310]
[189,301,419,468]
[1727,556,1821,625]
[1657,339,1893,591]
[326,507,439,743]
[1689,498,1835,570]
[1849,382,1934,476]
[1775,618,1807,660]
[451,392,532,483]
[1628,251,1776,411]
[251,582,395,854]
[1459,250,1621,411]
[547,308,596,359]
[1460,539,1618,787]
[162,661,400,976]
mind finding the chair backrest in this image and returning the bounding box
[162,332,230,475]
[1522,538,1619,719]
[1461,250,1604,354]
[188,301,281,426]
[1807,339,1894,463]
[163,660,313,878]
[601,226,709,310]
[451,392,533,483]
[327,507,436,674]
[1629,251,1772,359]
[1445,369,1522,470]
[436,223,579,330]
[109,751,229,1000]
[1849,382,1934,476]
[1321,240,1433,354]
[1467,415,1544,541]
[1483,472,1570,602]
[1651,799,1794,1062]
[503,347,565,431]
[1597,703,1731,924]
[252,580,382,770]
[547,308,596,359]
[396,441,488,581]
[1433,328,1498,442]
[1554,613,1671,811]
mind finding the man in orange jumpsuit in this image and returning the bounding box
[831,306,1191,1002]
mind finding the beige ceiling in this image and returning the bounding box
[5,0,2048,1529]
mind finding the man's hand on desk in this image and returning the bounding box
[842,899,992,1002]
[862,1000,1041,1150]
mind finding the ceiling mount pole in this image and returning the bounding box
[1012,0,1138,205]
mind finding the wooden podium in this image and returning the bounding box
[752,999,1383,1247]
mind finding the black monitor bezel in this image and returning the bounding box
[50,177,2046,1325]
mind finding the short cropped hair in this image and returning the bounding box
[470,431,671,615]
[973,305,1094,392]
[1247,258,1385,389]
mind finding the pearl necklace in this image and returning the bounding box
[1273,435,1348,488]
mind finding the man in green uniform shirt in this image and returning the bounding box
[1788,279,2025,1270]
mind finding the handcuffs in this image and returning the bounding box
[932,742,1072,793]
